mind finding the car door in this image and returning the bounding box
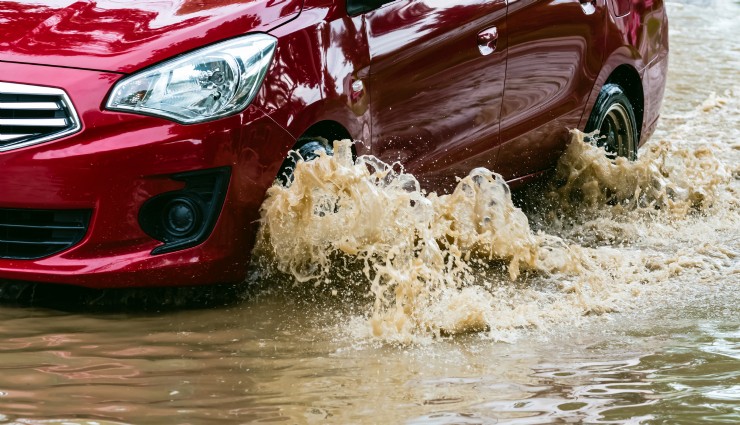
[353,0,507,191]
[495,0,607,182]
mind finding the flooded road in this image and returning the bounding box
[1,1,738,424]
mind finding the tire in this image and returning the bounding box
[584,83,639,160]
[276,138,333,186]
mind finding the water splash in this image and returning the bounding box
[549,128,730,219]
[256,90,737,343]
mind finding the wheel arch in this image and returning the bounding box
[604,65,644,142]
[298,120,354,148]
[579,47,649,145]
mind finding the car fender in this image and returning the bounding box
[252,3,373,162]
[578,46,648,137]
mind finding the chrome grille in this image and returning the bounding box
[0,82,81,151]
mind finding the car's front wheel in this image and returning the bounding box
[584,83,638,160]
[276,138,334,186]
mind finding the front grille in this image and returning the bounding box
[0,209,91,260]
[0,82,81,151]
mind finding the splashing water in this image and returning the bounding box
[551,131,728,216]
[256,89,737,343]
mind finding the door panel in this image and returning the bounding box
[365,0,507,192]
[495,0,607,180]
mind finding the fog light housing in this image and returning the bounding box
[139,167,230,254]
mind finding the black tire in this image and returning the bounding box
[276,138,333,186]
[584,83,639,160]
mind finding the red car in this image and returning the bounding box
[0,0,668,289]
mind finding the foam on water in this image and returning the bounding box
[255,89,738,344]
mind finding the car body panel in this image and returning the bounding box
[494,0,608,180]
[364,0,508,191]
[577,0,669,147]
[253,2,374,157]
[0,0,303,73]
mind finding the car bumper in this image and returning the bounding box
[0,62,293,288]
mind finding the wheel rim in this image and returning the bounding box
[596,103,635,159]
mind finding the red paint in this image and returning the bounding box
[366,0,508,191]
[495,0,608,180]
[0,0,667,288]
[0,0,302,73]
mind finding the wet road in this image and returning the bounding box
[1,1,738,424]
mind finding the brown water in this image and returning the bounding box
[1,1,738,423]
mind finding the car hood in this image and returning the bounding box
[0,0,302,74]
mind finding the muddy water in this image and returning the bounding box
[1,1,739,424]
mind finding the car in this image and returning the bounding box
[0,0,668,289]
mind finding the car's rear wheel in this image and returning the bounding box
[584,83,638,160]
[276,138,333,186]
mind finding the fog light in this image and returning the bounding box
[138,167,230,255]
[163,197,202,238]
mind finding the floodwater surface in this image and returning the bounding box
[1,1,738,424]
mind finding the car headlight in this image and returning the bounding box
[106,34,276,124]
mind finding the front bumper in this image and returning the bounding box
[0,61,294,288]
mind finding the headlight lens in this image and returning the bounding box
[106,34,276,124]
